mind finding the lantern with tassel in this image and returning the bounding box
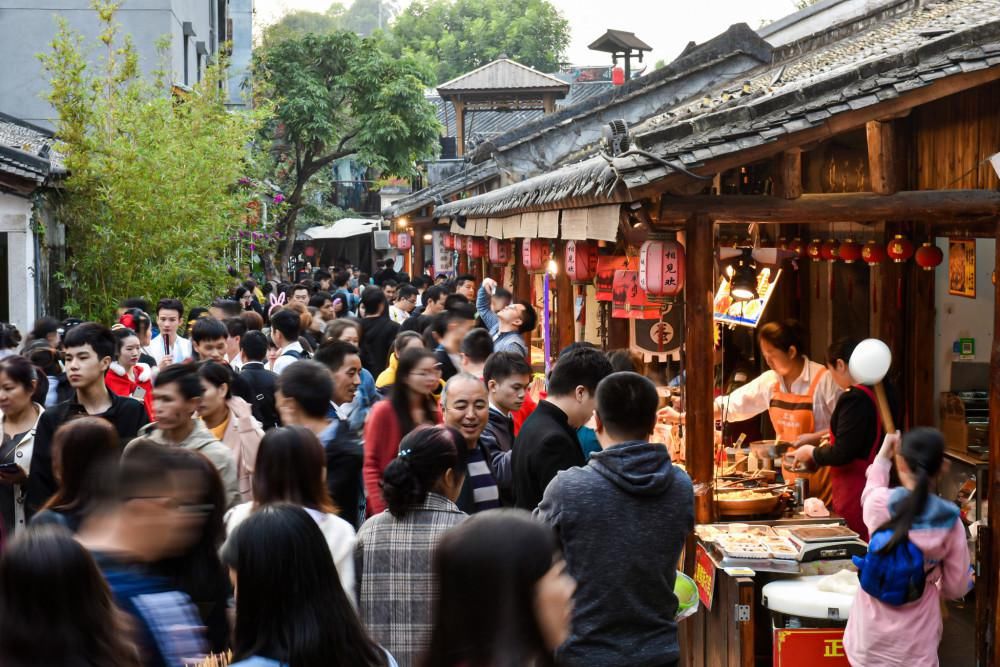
[442,233,455,250]
[564,241,597,283]
[389,232,398,247]
[806,239,823,262]
[788,238,806,260]
[914,242,943,271]
[638,239,686,300]
[839,238,862,264]
[454,235,466,253]
[862,240,886,266]
[887,235,914,263]
[522,239,550,273]
[820,239,840,262]
[467,238,486,260]
[488,239,511,265]
[396,232,412,251]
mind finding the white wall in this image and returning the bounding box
[933,237,995,424]
[0,193,38,334]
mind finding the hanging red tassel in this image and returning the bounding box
[815,274,820,300]
[872,278,878,314]
[897,276,903,310]
[828,264,834,300]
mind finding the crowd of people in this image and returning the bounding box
[0,260,973,667]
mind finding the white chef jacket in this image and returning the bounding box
[714,357,842,432]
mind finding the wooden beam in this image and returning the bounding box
[413,228,425,278]
[990,226,1000,667]
[454,99,466,157]
[775,149,802,199]
[685,213,716,524]
[867,120,898,195]
[656,190,1000,225]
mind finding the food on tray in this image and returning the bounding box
[716,490,775,500]
[768,545,799,559]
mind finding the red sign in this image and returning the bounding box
[612,270,660,320]
[773,629,849,667]
[693,543,716,611]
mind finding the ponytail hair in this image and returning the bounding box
[380,426,467,519]
[875,427,945,554]
[0,355,47,405]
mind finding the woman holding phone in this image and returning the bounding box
[0,356,46,536]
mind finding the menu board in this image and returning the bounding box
[713,268,782,328]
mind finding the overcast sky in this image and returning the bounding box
[255,0,804,66]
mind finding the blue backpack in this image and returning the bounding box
[851,527,928,606]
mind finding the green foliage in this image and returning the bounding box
[261,0,397,44]
[389,0,570,84]
[41,1,266,321]
[342,0,398,36]
[254,30,440,270]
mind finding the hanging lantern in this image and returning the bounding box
[564,240,598,283]
[838,238,862,264]
[787,238,806,260]
[886,234,914,263]
[914,242,943,271]
[389,232,398,247]
[862,240,886,266]
[467,238,486,259]
[777,237,789,251]
[304,246,316,258]
[522,239,550,273]
[806,239,823,262]
[488,238,511,265]
[820,239,840,262]
[396,232,412,251]
[442,233,455,250]
[638,239,686,299]
[454,235,466,253]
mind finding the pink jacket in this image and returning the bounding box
[220,397,264,502]
[844,457,972,666]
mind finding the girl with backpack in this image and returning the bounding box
[844,428,973,666]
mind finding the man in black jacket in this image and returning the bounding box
[26,322,149,518]
[237,331,279,429]
[511,346,612,510]
[432,304,475,381]
[358,287,399,379]
[535,372,693,667]
[480,351,531,504]
[276,358,364,530]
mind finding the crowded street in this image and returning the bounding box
[0,0,997,665]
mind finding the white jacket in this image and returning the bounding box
[0,403,44,533]
[224,502,357,601]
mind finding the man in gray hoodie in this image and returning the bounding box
[535,371,693,667]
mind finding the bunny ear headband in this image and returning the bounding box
[268,292,287,308]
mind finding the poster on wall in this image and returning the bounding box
[948,239,976,298]
[432,230,456,278]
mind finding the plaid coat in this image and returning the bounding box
[355,493,467,667]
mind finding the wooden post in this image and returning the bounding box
[454,98,466,157]
[555,241,575,351]
[775,149,802,200]
[867,120,898,195]
[413,228,425,278]
[542,93,557,114]
[514,242,533,362]
[988,227,1000,667]
[685,213,716,524]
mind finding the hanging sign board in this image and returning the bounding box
[713,268,782,328]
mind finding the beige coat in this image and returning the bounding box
[219,397,264,502]
[131,419,241,508]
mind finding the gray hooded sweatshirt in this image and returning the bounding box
[535,440,693,667]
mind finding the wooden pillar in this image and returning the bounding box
[555,241,575,351]
[685,213,716,524]
[775,149,802,200]
[905,223,935,426]
[542,93,556,114]
[413,228,425,278]
[988,227,1000,667]
[514,242,533,362]
[454,99,466,157]
[867,120,898,195]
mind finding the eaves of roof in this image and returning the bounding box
[381,160,500,219]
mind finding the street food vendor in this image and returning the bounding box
[791,338,900,539]
[663,319,841,504]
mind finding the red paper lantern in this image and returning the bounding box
[467,238,486,259]
[788,238,806,259]
[914,242,943,271]
[820,239,839,262]
[806,239,823,262]
[442,233,455,250]
[454,235,466,253]
[862,240,886,266]
[612,66,625,86]
[638,239,686,298]
[522,239,550,273]
[389,232,398,247]
[839,238,862,264]
[488,238,511,265]
[564,241,598,283]
[396,232,412,251]
[886,234,914,263]
[304,246,316,257]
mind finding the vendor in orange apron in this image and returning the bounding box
[770,368,833,506]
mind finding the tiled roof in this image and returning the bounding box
[437,59,570,94]
[381,160,500,219]
[436,0,1000,217]
[588,29,653,53]
[0,112,63,182]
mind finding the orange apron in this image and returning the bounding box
[768,367,832,506]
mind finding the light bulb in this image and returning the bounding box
[546,258,558,276]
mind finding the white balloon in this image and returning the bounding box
[849,338,892,385]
